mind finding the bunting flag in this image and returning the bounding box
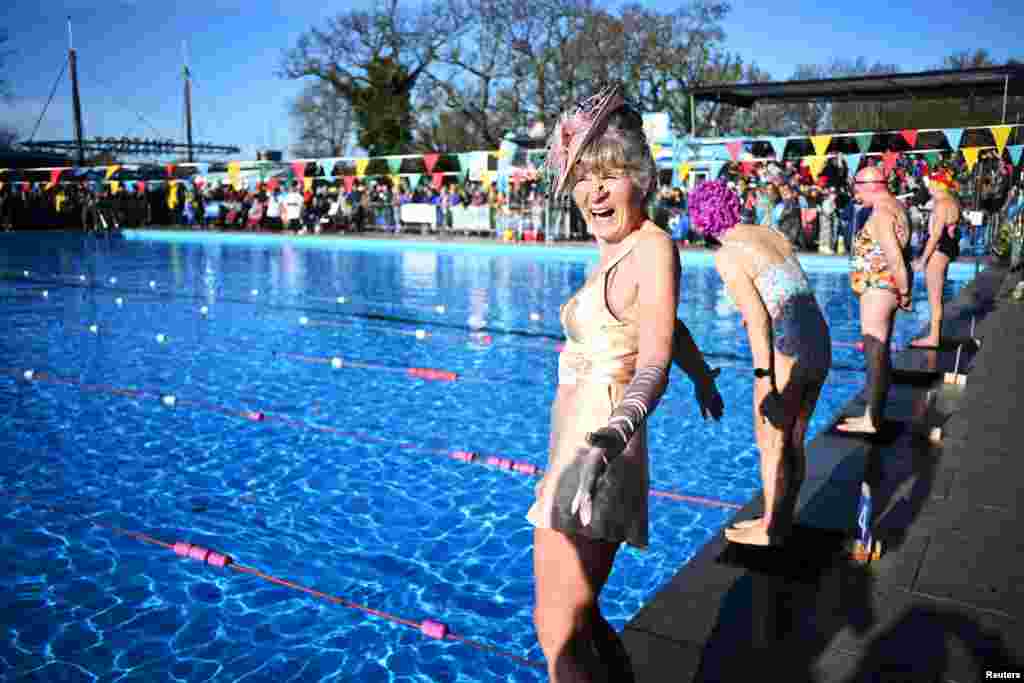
[899,129,918,148]
[110,181,121,194]
[882,151,900,176]
[194,162,210,176]
[481,169,492,190]
[991,125,1012,155]
[165,164,175,178]
[423,153,440,174]
[725,141,742,161]
[457,152,473,178]
[854,134,873,153]
[677,163,692,183]
[228,161,242,191]
[651,143,663,160]
[1008,145,1023,167]
[389,174,401,190]
[961,147,981,172]
[343,175,355,193]
[291,161,306,179]
[105,165,120,180]
[355,159,370,178]
[124,181,135,193]
[267,178,280,192]
[708,160,725,180]
[924,152,941,168]
[407,173,422,189]
[942,128,964,150]
[50,169,63,186]
[386,158,402,175]
[805,155,828,180]
[767,137,787,161]
[844,153,863,173]
[810,135,832,157]
[304,177,314,193]
[168,183,179,209]
[431,173,444,190]
[321,158,338,179]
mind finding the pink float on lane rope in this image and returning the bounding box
[420,619,448,639]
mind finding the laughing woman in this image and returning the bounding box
[527,84,718,682]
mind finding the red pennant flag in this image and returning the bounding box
[423,153,440,174]
[899,130,918,148]
[740,161,756,176]
[267,178,280,192]
[137,181,147,194]
[882,151,900,176]
[50,169,64,185]
[725,141,743,161]
[431,172,444,190]
[291,161,306,179]
[165,164,175,177]
[343,175,355,193]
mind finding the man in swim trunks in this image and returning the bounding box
[910,170,961,349]
[838,166,912,435]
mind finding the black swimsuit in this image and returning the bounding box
[936,222,960,261]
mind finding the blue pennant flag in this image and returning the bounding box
[1008,145,1023,167]
[845,153,863,173]
[709,161,726,179]
[321,158,338,179]
[942,128,964,150]
[194,162,210,175]
[768,137,787,161]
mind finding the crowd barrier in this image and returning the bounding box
[399,203,439,232]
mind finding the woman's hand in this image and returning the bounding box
[695,368,725,421]
[569,427,625,526]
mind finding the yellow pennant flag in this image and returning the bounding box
[481,169,492,190]
[105,165,120,180]
[390,175,402,190]
[991,126,1012,155]
[304,177,314,193]
[355,158,370,177]
[227,161,242,191]
[494,149,506,160]
[806,155,828,180]
[810,135,832,157]
[678,163,691,182]
[110,181,120,194]
[168,183,179,209]
[651,143,663,160]
[961,147,981,172]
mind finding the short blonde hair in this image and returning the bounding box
[567,106,657,203]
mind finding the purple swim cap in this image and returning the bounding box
[688,179,741,239]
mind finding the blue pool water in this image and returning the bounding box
[0,230,975,681]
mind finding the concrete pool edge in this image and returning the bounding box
[621,262,1024,681]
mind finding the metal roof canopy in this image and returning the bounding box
[689,65,1024,108]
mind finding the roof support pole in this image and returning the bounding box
[1003,74,1009,124]
[690,93,697,138]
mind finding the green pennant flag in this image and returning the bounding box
[386,157,403,175]
[924,152,941,168]
[457,153,473,178]
[854,134,873,153]
[407,173,422,189]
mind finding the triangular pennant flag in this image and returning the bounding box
[322,158,338,179]
[303,177,314,193]
[407,173,422,189]
[845,153,863,173]
[724,141,742,161]
[991,125,1012,155]
[50,169,63,186]
[854,134,873,153]
[961,147,981,172]
[194,162,209,175]
[110,181,120,194]
[343,175,355,193]
[423,153,440,174]
[899,129,918,148]
[457,153,473,176]
[768,137,787,160]
[882,151,900,176]
[267,178,280,192]
[810,135,832,157]
[942,128,964,150]
[805,155,828,180]
[677,163,692,183]
[431,173,444,190]
[386,157,402,175]
[165,164,175,177]
[924,152,941,168]
[354,159,370,178]
[123,181,135,193]
[651,143,663,160]
[289,161,305,179]
[105,165,120,180]
[709,160,725,179]
[137,181,147,193]
[1008,145,1023,167]
[481,169,492,190]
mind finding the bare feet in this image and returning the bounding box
[724,523,784,546]
[909,336,940,349]
[730,517,763,530]
[835,414,879,434]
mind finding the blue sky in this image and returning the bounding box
[3,0,1022,161]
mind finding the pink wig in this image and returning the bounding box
[688,180,741,239]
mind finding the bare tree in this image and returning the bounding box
[289,80,354,158]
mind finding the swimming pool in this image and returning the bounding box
[0,230,975,681]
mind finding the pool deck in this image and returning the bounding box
[623,261,1024,681]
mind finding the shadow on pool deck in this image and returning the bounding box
[623,263,1024,681]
